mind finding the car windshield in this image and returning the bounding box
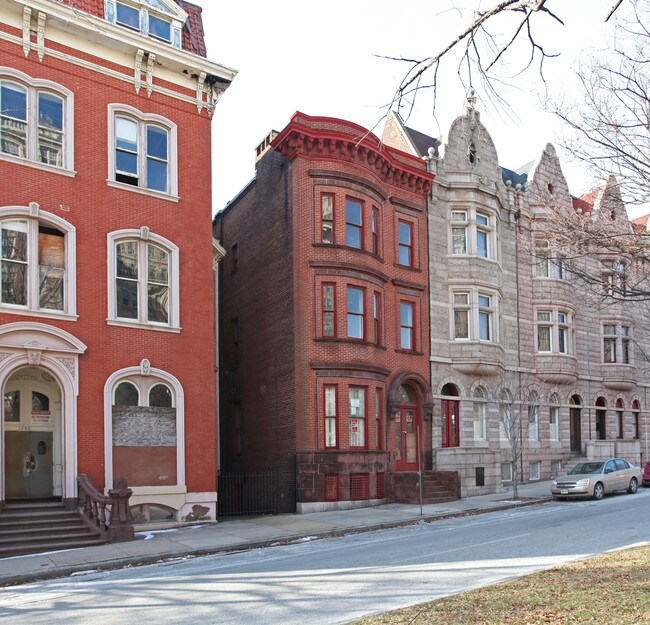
[568,462,604,475]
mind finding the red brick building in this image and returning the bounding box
[0,0,235,523]
[215,113,458,513]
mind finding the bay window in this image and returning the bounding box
[452,289,497,342]
[450,208,496,259]
[536,309,572,354]
[347,286,364,339]
[324,385,337,448]
[603,323,631,364]
[345,199,363,249]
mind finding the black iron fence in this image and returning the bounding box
[217,472,278,516]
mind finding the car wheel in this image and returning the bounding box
[627,478,638,494]
[593,482,605,500]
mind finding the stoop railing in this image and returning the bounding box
[77,474,135,542]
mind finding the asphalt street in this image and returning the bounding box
[1,490,648,625]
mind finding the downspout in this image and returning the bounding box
[585,256,592,446]
[514,188,524,486]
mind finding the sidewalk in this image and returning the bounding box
[0,480,553,587]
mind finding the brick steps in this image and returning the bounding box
[0,501,108,558]
[393,471,459,505]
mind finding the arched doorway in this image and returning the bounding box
[441,383,460,448]
[570,395,582,452]
[595,397,607,440]
[394,384,420,471]
[3,367,61,499]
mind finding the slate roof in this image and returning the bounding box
[403,125,441,158]
[55,0,207,57]
[500,167,528,188]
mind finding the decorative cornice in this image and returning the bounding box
[274,116,433,196]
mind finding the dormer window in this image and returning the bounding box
[106,1,182,48]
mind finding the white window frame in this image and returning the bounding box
[449,208,497,259]
[0,204,76,319]
[473,387,487,440]
[107,104,178,201]
[549,395,560,441]
[528,392,539,441]
[536,308,572,354]
[602,322,632,364]
[535,239,566,280]
[0,67,75,175]
[104,0,184,48]
[103,363,185,494]
[107,228,180,331]
[529,461,541,481]
[602,259,628,297]
[451,287,498,343]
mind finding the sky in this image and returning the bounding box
[196,1,627,216]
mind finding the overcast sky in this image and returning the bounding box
[197,1,624,215]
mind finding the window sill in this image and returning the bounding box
[392,263,421,273]
[106,179,180,203]
[0,153,76,177]
[107,319,181,333]
[395,348,423,355]
[0,306,78,322]
[312,243,383,262]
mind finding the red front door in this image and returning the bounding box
[395,405,420,471]
[441,399,460,447]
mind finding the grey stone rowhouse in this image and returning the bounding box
[383,97,648,496]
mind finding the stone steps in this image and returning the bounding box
[0,500,108,558]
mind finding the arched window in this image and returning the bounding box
[107,229,179,330]
[528,391,540,441]
[441,383,460,448]
[616,398,624,439]
[631,400,640,439]
[396,384,416,404]
[0,205,76,316]
[110,371,179,488]
[0,67,74,172]
[549,393,560,441]
[473,386,487,440]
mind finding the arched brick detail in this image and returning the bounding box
[388,371,433,419]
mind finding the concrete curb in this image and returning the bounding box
[0,496,552,588]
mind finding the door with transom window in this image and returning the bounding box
[441,383,460,448]
[395,385,420,471]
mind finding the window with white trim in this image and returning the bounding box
[602,260,627,298]
[529,461,541,481]
[450,209,496,259]
[603,323,631,364]
[108,229,179,330]
[452,288,498,342]
[473,387,487,440]
[535,240,565,279]
[528,392,539,441]
[0,206,76,316]
[0,69,74,171]
[105,0,183,48]
[324,385,337,448]
[349,386,366,448]
[108,104,178,197]
[536,309,572,354]
[549,393,560,441]
[111,375,177,487]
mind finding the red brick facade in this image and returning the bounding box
[215,113,436,512]
[0,0,233,521]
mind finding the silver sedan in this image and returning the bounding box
[551,458,642,500]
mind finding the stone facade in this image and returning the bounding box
[383,102,648,497]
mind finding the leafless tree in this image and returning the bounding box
[382,0,627,121]
[549,0,649,206]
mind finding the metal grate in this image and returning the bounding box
[324,474,339,501]
[376,472,384,499]
[217,472,277,516]
[350,473,369,500]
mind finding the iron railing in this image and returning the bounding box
[218,472,278,516]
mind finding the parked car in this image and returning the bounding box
[642,462,650,487]
[551,458,642,500]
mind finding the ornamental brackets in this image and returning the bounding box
[37,12,46,61]
[196,72,206,114]
[22,7,31,57]
[134,51,155,96]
